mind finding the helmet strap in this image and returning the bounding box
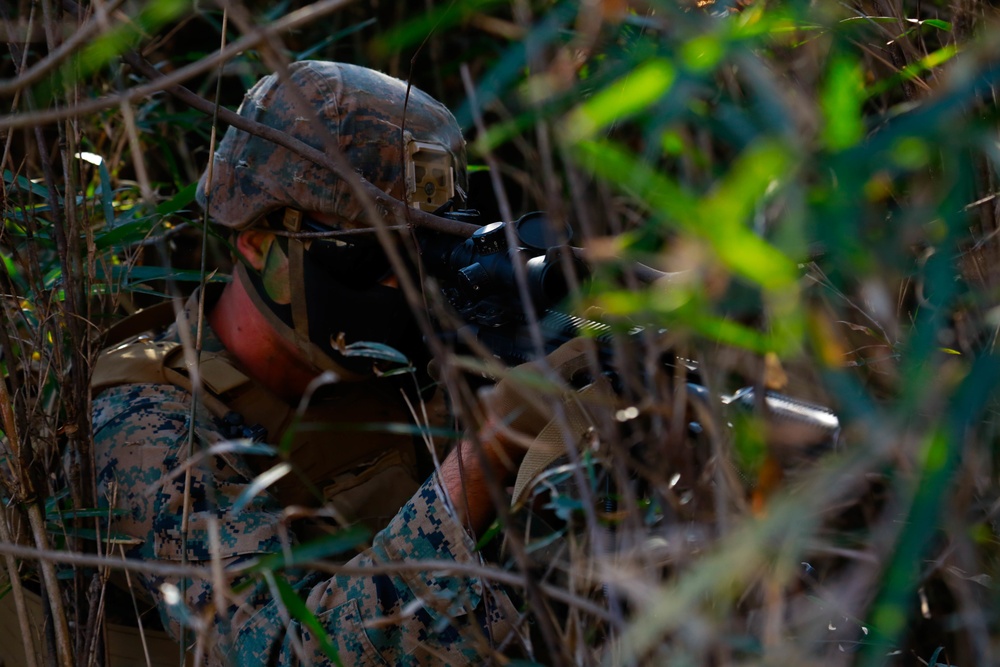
[284,230,312,360]
[236,207,423,382]
[233,260,363,382]
[280,208,326,370]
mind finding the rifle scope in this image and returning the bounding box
[419,212,589,327]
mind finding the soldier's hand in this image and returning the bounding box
[478,337,599,442]
[477,338,621,507]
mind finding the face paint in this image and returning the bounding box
[261,237,292,304]
[243,220,422,378]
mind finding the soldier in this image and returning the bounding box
[91,60,593,665]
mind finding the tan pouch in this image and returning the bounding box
[323,448,421,534]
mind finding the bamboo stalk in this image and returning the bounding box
[0,508,41,667]
[118,543,154,667]
[0,249,39,666]
[0,368,24,495]
[26,503,74,667]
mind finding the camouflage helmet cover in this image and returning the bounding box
[196,61,467,229]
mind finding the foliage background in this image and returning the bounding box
[2,0,1000,665]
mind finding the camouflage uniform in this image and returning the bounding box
[92,290,522,666]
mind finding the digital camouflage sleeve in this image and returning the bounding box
[92,378,522,666]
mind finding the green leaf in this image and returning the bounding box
[698,141,799,291]
[890,137,931,169]
[155,181,199,217]
[474,519,503,551]
[231,462,292,516]
[44,524,142,545]
[93,217,165,250]
[374,0,505,55]
[821,56,865,150]
[921,18,952,31]
[686,311,778,354]
[1,251,20,283]
[341,341,410,365]
[729,414,768,474]
[593,287,778,352]
[454,1,578,128]
[702,142,792,231]
[95,265,230,285]
[77,152,117,227]
[255,527,371,572]
[472,113,542,155]
[71,0,193,79]
[563,58,677,142]
[295,19,377,60]
[525,526,568,553]
[574,139,798,292]
[921,44,960,69]
[3,169,51,199]
[47,508,127,520]
[272,575,344,667]
[681,35,724,72]
[545,495,584,521]
[866,44,960,98]
[571,139,699,228]
[207,439,278,458]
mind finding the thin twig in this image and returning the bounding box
[0,0,129,93]
[0,539,614,623]
[0,0,360,131]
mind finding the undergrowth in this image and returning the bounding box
[2,0,1000,665]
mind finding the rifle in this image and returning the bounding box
[418,210,841,447]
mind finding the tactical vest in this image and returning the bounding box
[91,300,440,534]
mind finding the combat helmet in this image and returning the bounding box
[197,60,466,226]
[196,61,467,380]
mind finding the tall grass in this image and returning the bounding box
[2,0,1000,665]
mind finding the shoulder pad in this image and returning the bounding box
[92,340,181,393]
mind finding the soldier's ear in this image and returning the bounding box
[235,229,274,271]
[236,229,292,304]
